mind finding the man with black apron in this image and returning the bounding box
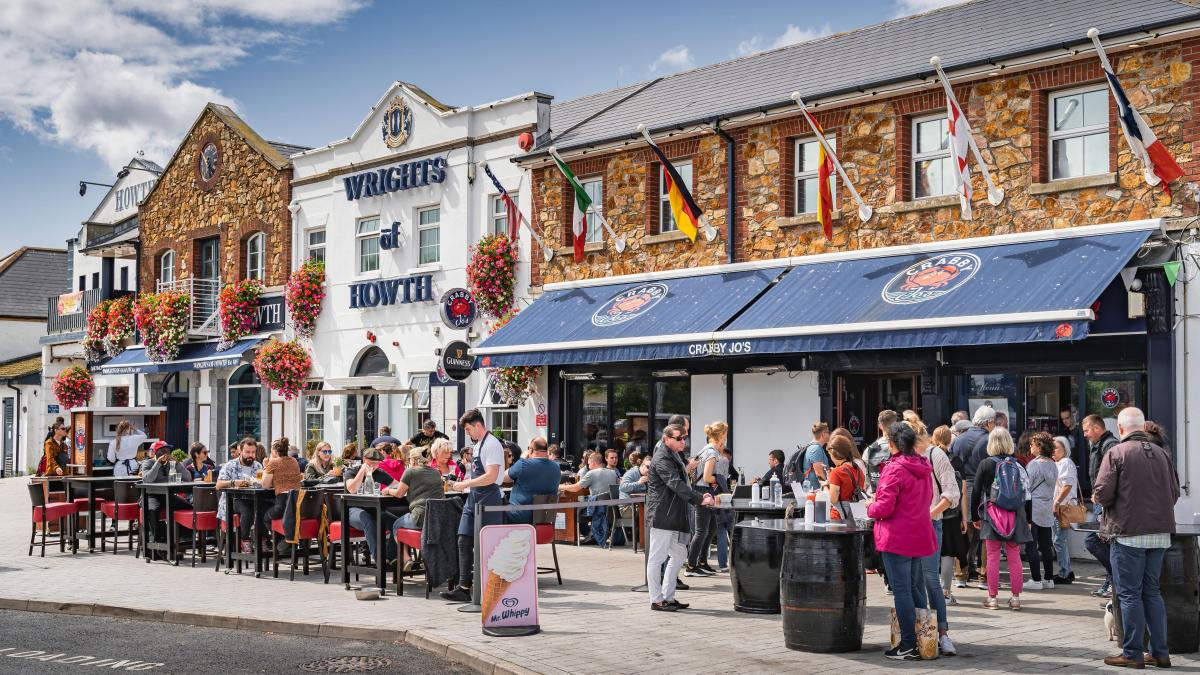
[441,408,506,603]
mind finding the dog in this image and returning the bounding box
[1104,601,1117,641]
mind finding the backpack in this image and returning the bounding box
[988,456,1025,512]
[784,445,808,484]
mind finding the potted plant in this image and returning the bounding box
[286,258,326,340]
[467,234,518,318]
[217,279,262,350]
[103,296,134,357]
[253,338,312,400]
[53,366,94,410]
[133,291,190,362]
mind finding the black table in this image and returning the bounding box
[64,476,133,553]
[337,492,405,595]
[219,486,274,577]
[730,497,800,523]
[136,481,199,564]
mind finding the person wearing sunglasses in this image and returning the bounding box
[304,441,340,480]
[646,424,715,612]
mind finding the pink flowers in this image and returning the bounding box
[253,338,312,400]
[104,296,134,357]
[467,234,518,318]
[488,309,540,405]
[53,366,94,410]
[286,258,325,340]
[218,279,263,350]
[133,291,190,362]
[83,300,112,362]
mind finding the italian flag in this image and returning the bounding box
[552,154,592,262]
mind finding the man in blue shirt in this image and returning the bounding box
[792,422,831,491]
[503,436,561,524]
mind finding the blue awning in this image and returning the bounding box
[97,338,263,375]
[475,267,787,366]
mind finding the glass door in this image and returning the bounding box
[837,373,919,446]
[1083,371,1145,432]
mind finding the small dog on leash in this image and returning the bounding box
[1104,601,1117,641]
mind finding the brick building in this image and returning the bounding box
[479,0,1200,515]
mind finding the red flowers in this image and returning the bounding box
[53,366,94,410]
[218,279,262,350]
[488,309,540,406]
[286,258,326,340]
[104,296,134,357]
[253,338,312,400]
[133,291,190,362]
[83,300,112,362]
[467,234,518,318]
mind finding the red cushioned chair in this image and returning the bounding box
[174,486,219,568]
[271,490,325,581]
[532,494,562,585]
[99,480,141,556]
[214,514,242,573]
[28,483,77,557]
[323,491,364,584]
[392,526,423,596]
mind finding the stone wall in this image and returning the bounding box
[532,38,1195,287]
[139,107,292,291]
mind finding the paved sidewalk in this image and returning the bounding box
[2,477,1194,674]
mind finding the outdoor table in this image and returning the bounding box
[64,476,134,553]
[220,485,274,577]
[730,497,798,523]
[336,492,405,595]
[137,481,202,565]
[729,515,786,613]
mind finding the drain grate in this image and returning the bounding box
[299,656,392,672]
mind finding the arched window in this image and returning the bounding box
[353,347,390,377]
[246,233,265,281]
[346,347,390,446]
[159,250,176,286]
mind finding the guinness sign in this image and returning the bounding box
[440,340,474,382]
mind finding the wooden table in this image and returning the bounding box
[137,481,202,565]
[219,486,274,577]
[554,489,588,545]
[337,492,405,595]
[65,476,135,553]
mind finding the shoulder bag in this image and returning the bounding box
[1056,482,1087,528]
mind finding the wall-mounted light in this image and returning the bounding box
[651,369,689,378]
[744,365,786,375]
[560,372,596,381]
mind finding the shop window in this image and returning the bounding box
[581,178,603,243]
[245,232,265,281]
[489,193,517,238]
[356,217,380,274]
[107,386,130,408]
[306,228,326,264]
[304,381,324,454]
[228,365,262,448]
[418,206,440,265]
[912,115,953,199]
[659,160,692,233]
[794,137,837,215]
[159,250,175,285]
[653,379,691,441]
[1050,86,1110,180]
[578,383,609,458]
[566,379,684,463]
[491,409,518,444]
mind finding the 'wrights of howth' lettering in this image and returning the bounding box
[343,157,448,201]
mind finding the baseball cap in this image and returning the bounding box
[150,440,170,457]
[363,447,385,461]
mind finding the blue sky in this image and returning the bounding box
[0,0,961,249]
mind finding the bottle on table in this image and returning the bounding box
[168,464,179,484]
[770,474,782,507]
[363,473,375,496]
[804,492,817,525]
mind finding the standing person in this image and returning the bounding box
[181,442,216,481]
[107,420,148,477]
[825,435,866,511]
[1059,408,1083,456]
[684,421,725,576]
[502,437,560,525]
[370,425,402,448]
[1014,431,1034,467]
[713,442,735,572]
[932,426,969,605]
[1093,407,1179,669]
[971,428,1031,610]
[407,420,449,449]
[215,438,263,554]
[1084,414,1119,495]
[865,422,935,661]
[787,422,830,490]
[42,422,70,477]
[646,424,714,612]
[261,437,302,554]
[951,405,995,582]
[910,425,960,656]
[1024,433,1059,590]
[864,411,898,490]
[442,409,506,603]
[1051,435,1082,588]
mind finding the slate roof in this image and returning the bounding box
[0,354,41,380]
[0,247,68,319]
[267,141,312,157]
[543,0,1200,152]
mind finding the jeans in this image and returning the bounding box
[1110,542,1169,661]
[1026,523,1055,582]
[881,552,921,648]
[348,507,396,561]
[687,504,715,567]
[1051,518,1073,577]
[647,528,689,603]
[912,520,948,631]
[590,505,610,547]
[394,512,418,530]
[985,540,1024,596]
[714,517,734,568]
[1085,532,1113,590]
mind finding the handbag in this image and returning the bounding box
[1056,483,1087,528]
[889,608,938,659]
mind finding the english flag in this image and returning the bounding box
[946,95,973,220]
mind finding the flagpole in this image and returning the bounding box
[636,125,719,241]
[478,160,554,262]
[929,56,1005,206]
[1088,27,1161,186]
[546,147,627,253]
[789,93,874,223]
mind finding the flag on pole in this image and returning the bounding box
[550,151,591,262]
[483,163,521,240]
[946,94,973,220]
[800,110,836,240]
[791,93,875,225]
[644,141,703,242]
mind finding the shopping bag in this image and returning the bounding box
[916,609,939,660]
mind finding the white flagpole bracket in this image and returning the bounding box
[929,56,1005,207]
[790,94,873,223]
[638,124,719,240]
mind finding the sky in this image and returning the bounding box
[0,0,966,249]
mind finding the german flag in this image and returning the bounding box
[802,110,835,240]
[646,141,704,242]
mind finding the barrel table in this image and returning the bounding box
[730,518,785,613]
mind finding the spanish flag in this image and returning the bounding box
[645,141,705,242]
[802,110,835,241]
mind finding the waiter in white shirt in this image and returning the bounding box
[441,408,506,603]
[108,420,148,477]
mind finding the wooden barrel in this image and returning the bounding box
[780,529,866,653]
[1110,535,1199,653]
[730,523,784,614]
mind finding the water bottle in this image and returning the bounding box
[770,474,782,507]
[362,473,375,496]
[168,465,179,484]
[804,492,817,525]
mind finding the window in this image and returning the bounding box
[304,382,324,454]
[356,217,380,274]
[659,160,692,233]
[77,275,85,291]
[489,194,517,238]
[417,207,440,265]
[119,267,128,291]
[794,138,837,215]
[91,272,100,289]
[491,409,518,444]
[306,228,326,264]
[1050,87,1110,180]
[159,250,176,285]
[401,373,431,411]
[245,232,264,281]
[581,178,603,243]
[912,116,953,199]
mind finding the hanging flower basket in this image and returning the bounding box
[218,279,262,350]
[253,338,312,400]
[286,258,326,340]
[467,234,518,318]
[82,300,112,362]
[53,366,94,410]
[488,309,540,406]
[133,291,190,362]
[103,296,134,357]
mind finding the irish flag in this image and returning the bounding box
[551,153,591,262]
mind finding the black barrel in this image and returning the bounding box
[730,522,785,613]
[780,529,866,653]
[1111,534,1200,654]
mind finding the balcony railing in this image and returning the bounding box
[157,277,221,337]
[46,288,101,335]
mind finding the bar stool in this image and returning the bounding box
[174,487,219,567]
[99,480,141,555]
[27,483,77,557]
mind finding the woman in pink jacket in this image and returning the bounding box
[866,422,936,661]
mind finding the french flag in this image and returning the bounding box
[1102,65,1183,191]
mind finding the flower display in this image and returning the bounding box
[217,279,262,350]
[286,258,326,340]
[488,309,540,406]
[103,296,134,357]
[82,300,112,362]
[53,366,94,410]
[467,234,518,318]
[253,338,312,400]
[133,291,190,362]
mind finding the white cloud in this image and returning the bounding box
[0,0,364,169]
[651,45,694,73]
[736,23,832,57]
[893,0,971,17]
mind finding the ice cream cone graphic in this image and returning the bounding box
[482,528,532,620]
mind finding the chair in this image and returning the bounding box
[531,494,562,585]
[323,491,364,584]
[393,525,423,596]
[27,483,76,557]
[174,487,219,568]
[606,484,638,550]
[271,490,325,581]
[99,480,141,556]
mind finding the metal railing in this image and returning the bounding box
[157,277,221,336]
[46,288,102,335]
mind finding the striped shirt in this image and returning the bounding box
[1116,533,1171,549]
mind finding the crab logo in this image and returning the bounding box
[847,413,862,438]
[381,97,413,149]
[1054,323,1074,340]
[592,283,668,327]
[439,288,477,330]
[882,252,981,305]
[1101,387,1121,409]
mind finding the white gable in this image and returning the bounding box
[85,159,162,226]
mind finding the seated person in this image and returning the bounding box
[502,437,561,525]
[261,437,303,552]
[345,447,397,563]
[548,444,571,473]
[304,442,341,481]
[408,419,450,449]
[388,446,444,530]
[216,438,264,553]
[141,441,193,545]
[181,442,216,481]
[562,451,621,545]
[288,445,308,474]
[431,438,462,480]
[378,442,407,482]
[604,448,622,473]
[619,451,649,500]
[758,449,786,486]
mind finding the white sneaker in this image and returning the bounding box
[954,579,967,588]
[939,634,957,656]
[1025,580,1043,590]
[1042,579,1054,589]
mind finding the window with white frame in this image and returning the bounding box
[245,232,265,281]
[491,409,518,444]
[304,382,324,453]
[159,250,175,285]
[794,138,838,215]
[581,177,603,243]
[1050,86,1110,180]
[356,217,380,274]
[489,194,517,238]
[659,160,692,233]
[418,206,440,265]
[912,115,953,199]
[306,228,326,264]
[400,373,431,412]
